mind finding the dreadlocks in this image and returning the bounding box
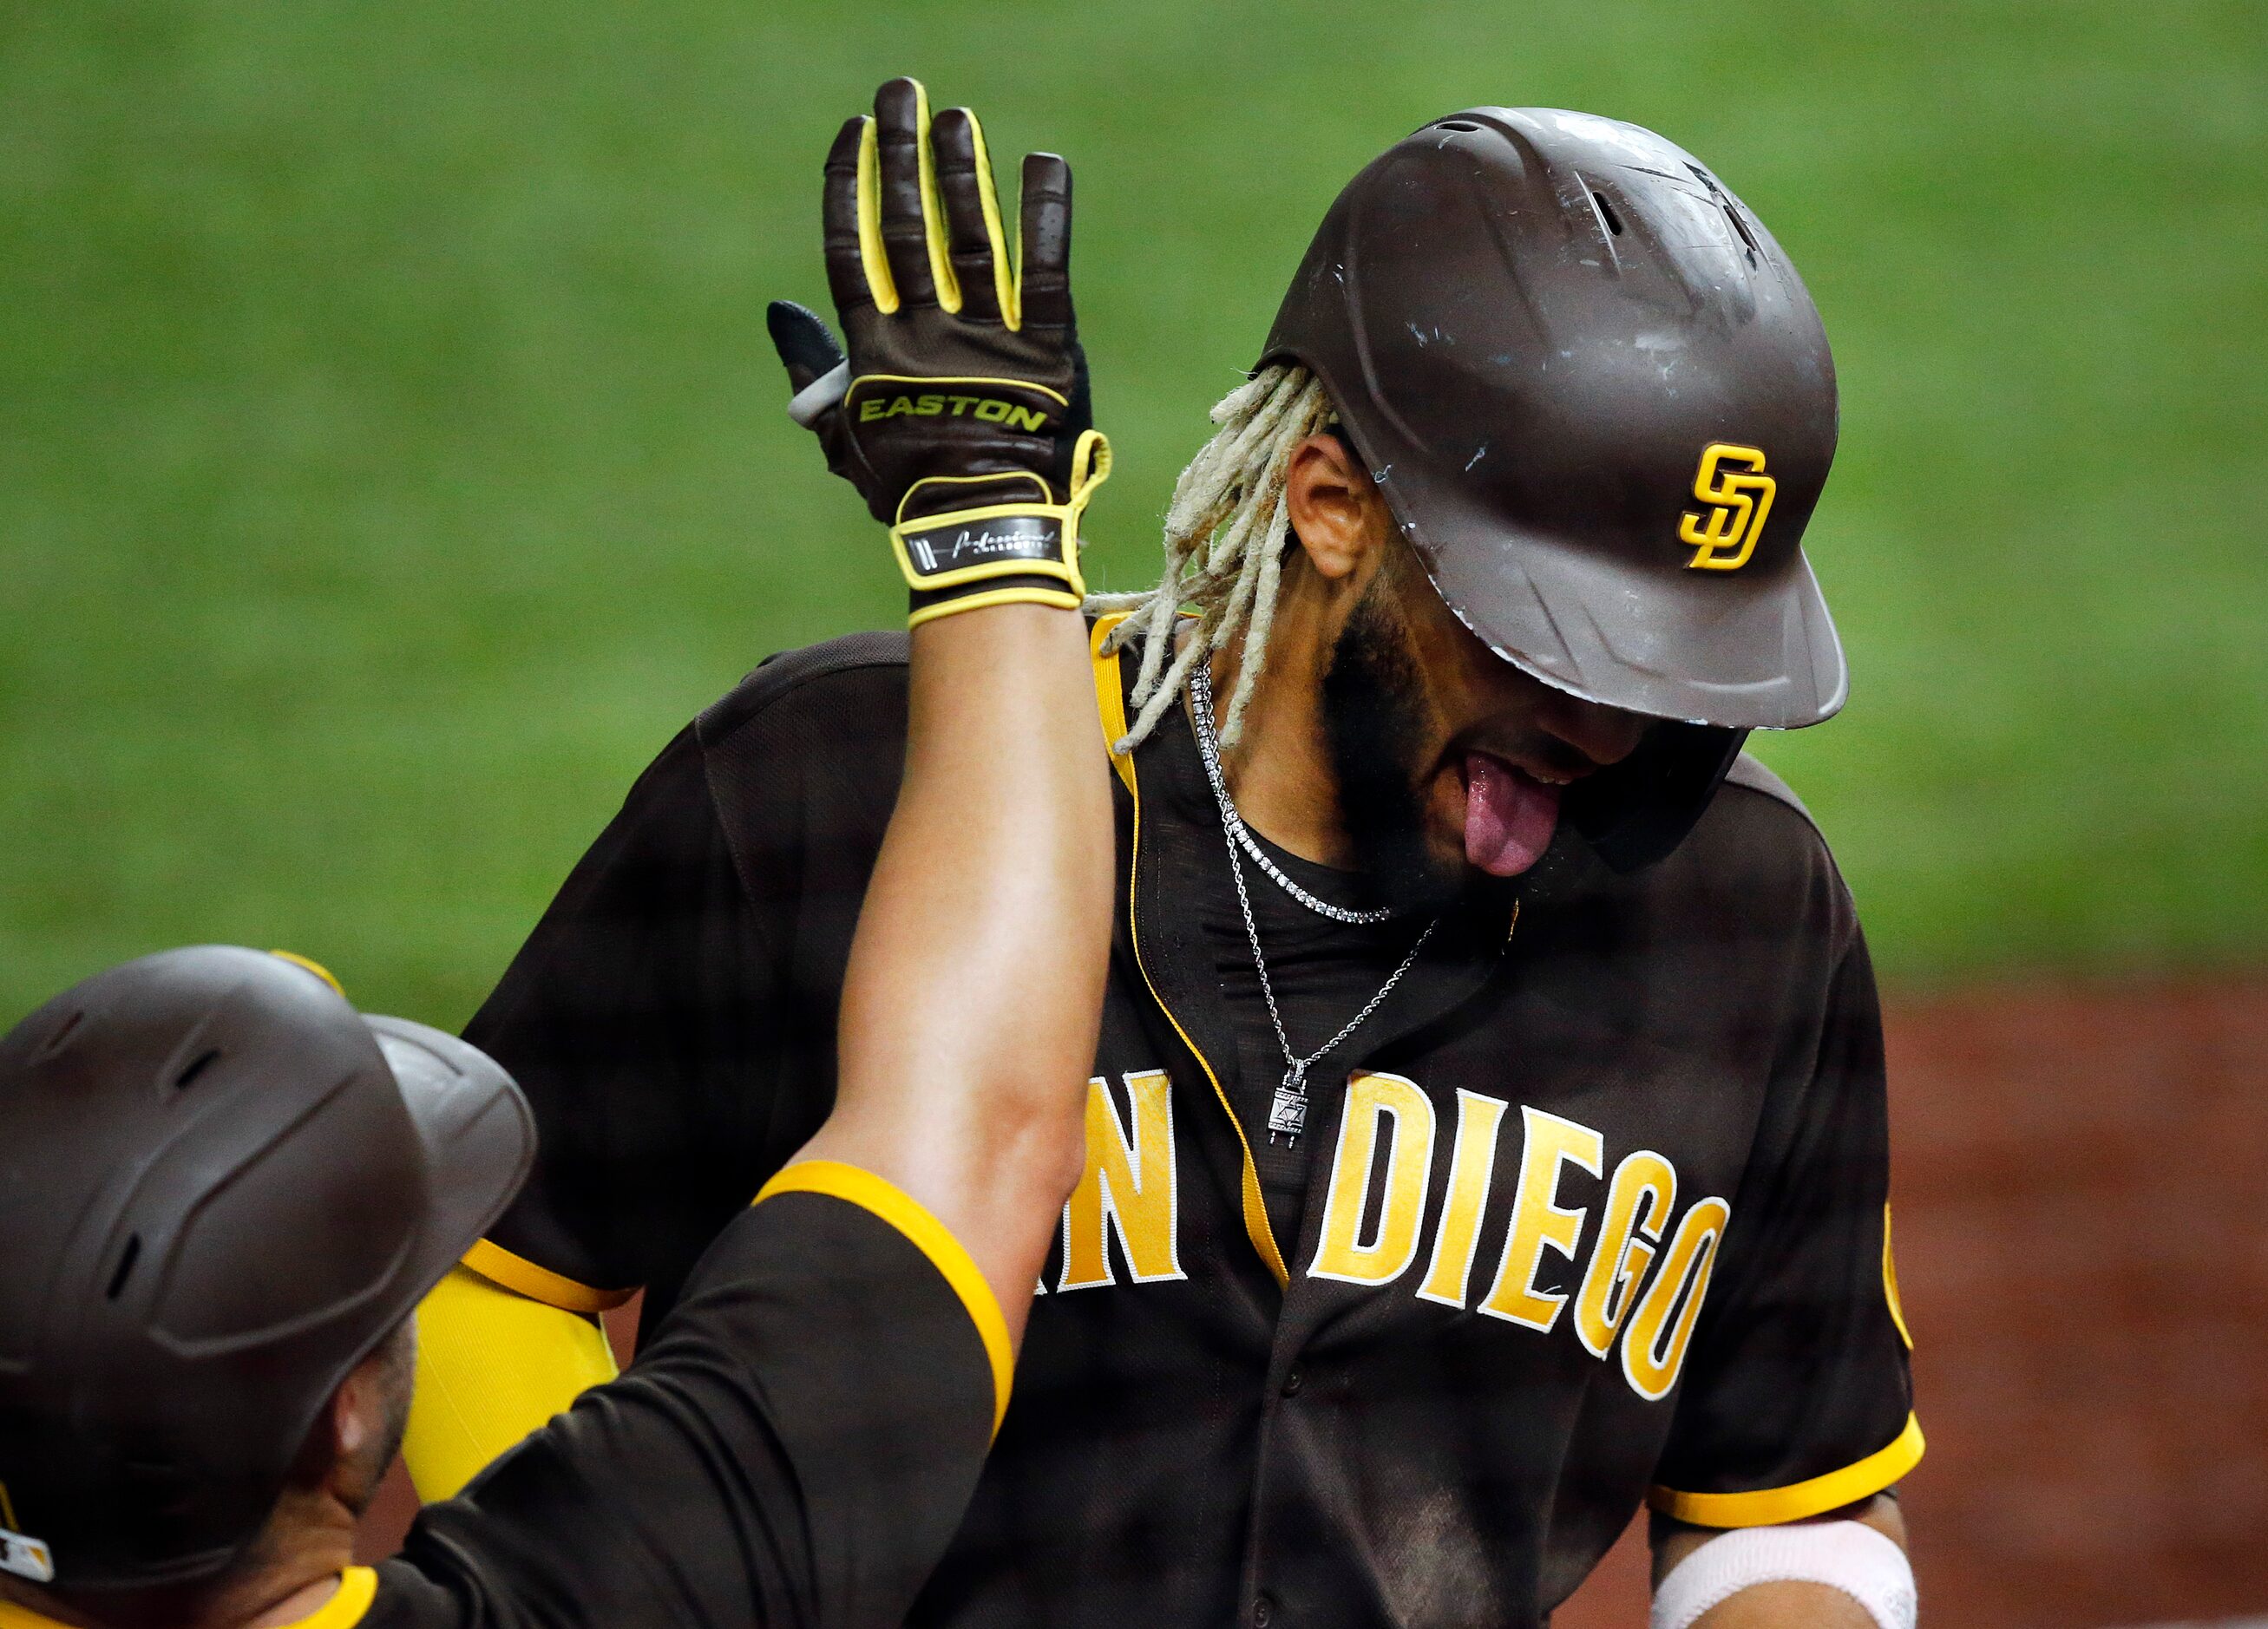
[1085,363,1337,753]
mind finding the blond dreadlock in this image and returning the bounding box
[1085,363,1337,753]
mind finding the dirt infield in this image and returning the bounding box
[1555,978,2268,1628]
[363,979,2268,1626]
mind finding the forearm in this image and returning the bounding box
[1693,1583,1876,1628]
[805,604,1112,1342]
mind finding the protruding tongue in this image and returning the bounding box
[1463,753,1559,877]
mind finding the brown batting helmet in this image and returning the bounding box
[0,947,533,1589]
[1262,108,1845,867]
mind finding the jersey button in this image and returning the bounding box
[1280,1365,1304,1398]
[1253,1592,1276,1628]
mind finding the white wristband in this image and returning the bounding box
[1649,1520,1916,1629]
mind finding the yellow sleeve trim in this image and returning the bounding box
[753,1159,1013,1435]
[292,1567,379,1629]
[461,1237,636,1314]
[1649,1412,1925,1528]
[1090,613,1135,795]
[0,1571,377,1629]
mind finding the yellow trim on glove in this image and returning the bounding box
[849,371,1072,410]
[961,108,1019,329]
[907,586,1084,630]
[400,1264,619,1501]
[908,80,960,313]
[888,429,1110,604]
[854,81,961,316]
[855,116,899,315]
[754,1159,1013,1436]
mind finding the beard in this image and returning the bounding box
[345,1316,417,1517]
[1320,583,1466,914]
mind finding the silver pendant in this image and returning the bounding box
[1268,1062,1308,1145]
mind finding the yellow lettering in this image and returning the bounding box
[1415,1090,1508,1307]
[947,395,979,416]
[1477,1107,1603,1332]
[916,393,944,415]
[1309,1073,1435,1286]
[1572,1150,1675,1358]
[883,396,916,417]
[1006,405,1049,432]
[858,398,887,422]
[973,397,1011,422]
[1621,1196,1731,1401]
[1057,1071,1183,1290]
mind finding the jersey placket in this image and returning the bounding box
[1115,680,1524,1628]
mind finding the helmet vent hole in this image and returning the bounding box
[1721,203,1760,261]
[174,1049,221,1092]
[1436,120,1480,133]
[107,1235,141,1300]
[38,1010,84,1059]
[1590,191,1624,236]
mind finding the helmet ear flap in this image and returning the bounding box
[1564,723,1747,873]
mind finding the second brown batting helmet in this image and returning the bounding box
[0,948,534,1590]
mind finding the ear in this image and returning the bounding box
[1283,433,1391,586]
[331,1368,374,1462]
[321,1338,397,1504]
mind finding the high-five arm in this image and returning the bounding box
[400,75,1111,1505]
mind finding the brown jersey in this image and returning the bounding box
[464,618,1920,1629]
[0,1179,1000,1629]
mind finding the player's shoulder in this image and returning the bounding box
[694,630,912,755]
[1655,749,1853,939]
[1715,751,1821,840]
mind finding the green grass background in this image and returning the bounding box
[3,2,2262,1026]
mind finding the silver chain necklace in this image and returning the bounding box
[1189,662,1396,926]
[1188,662,1439,1144]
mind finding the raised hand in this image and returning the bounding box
[768,77,1106,627]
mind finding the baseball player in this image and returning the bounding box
[405,91,1923,1628]
[0,83,1115,1628]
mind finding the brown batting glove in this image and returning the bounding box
[767,77,1108,628]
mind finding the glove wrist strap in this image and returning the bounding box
[892,431,1111,628]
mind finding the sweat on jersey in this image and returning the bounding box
[461,618,1921,1629]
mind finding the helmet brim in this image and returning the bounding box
[1393,467,1850,729]
[363,1016,535,1307]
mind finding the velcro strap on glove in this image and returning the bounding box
[892,429,1111,628]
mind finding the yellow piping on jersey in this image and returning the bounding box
[462,1237,636,1314]
[1091,616,1137,796]
[1883,1202,1914,1351]
[1648,1411,1924,1528]
[755,1160,1014,1436]
[1092,615,1288,1288]
[0,1567,381,1629]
